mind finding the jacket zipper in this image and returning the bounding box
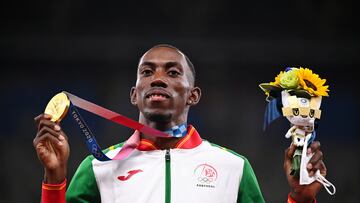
[165,149,171,203]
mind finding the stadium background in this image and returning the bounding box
[1,0,359,202]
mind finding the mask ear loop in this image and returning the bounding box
[315,171,336,195]
[300,134,336,196]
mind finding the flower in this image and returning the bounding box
[259,67,329,98]
[279,69,299,89]
[297,67,329,97]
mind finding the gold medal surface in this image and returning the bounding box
[44,92,70,122]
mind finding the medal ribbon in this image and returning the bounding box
[64,91,171,161]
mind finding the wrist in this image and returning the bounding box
[289,191,316,203]
[44,167,66,184]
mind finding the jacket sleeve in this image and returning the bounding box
[287,193,317,203]
[237,158,265,203]
[41,179,66,203]
[66,155,101,203]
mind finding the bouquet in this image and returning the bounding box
[259,67,335,195]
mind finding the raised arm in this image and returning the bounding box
[33,114,70,202]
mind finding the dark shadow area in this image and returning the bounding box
[1,0,359,202]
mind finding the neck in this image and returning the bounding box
[138,114,187,150]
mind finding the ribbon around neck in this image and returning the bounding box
[64,91,173,161]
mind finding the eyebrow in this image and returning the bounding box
[139,61,183,71]
[165,61,183,70]
[139,61,156,69]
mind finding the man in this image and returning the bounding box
[34,44,326,202]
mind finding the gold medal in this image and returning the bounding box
[44,92,70,122]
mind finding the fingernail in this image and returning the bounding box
[58,141,63,145]
[307,148,312,154]
[58,135,65,141]
[54,125,61,131]
[44,114,51,118]
[307,163,313,169]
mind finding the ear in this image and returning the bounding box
[310,96,322,109]
[187,87,201,106]
[281,90,291,107]
[130,87,137,106]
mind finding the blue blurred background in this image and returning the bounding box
[1,0,359,202]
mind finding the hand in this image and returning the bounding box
[33,114,70,184]
[284,141,327,203]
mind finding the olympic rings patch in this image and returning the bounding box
[194,163,218,185]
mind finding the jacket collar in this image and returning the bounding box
[136,125,202,151]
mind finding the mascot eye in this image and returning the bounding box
[292,108,299,116]
[300,98,308,104]
[309,109,315,118]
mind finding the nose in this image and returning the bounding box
[151,71,168,88]
[151,79,168,88]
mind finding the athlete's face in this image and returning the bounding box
[131,47,200,124]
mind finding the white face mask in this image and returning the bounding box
[299,134,336,195]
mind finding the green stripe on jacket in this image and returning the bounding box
[66,142,125,203]
[209,142,265,203]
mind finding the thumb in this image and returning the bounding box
[284,143,297,171]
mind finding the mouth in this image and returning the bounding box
[145,89,171,102]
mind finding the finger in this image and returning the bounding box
[35,126,64,142]
[38,119,61,132]
[36,119,68,142]
[308,141,321,155]
[307,150,323,173]
[37,119,68,141]
[57,129,68,142]
[34,127,57,148]
[309,160,326,175]
[319,161,327,177]
[34,114,52,126]
[284,143,297,171]
[308,160,326,177]
[34,134,66,161]
[34,132,64,150]
[34,113,51,121]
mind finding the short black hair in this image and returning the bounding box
[149,44,196,83]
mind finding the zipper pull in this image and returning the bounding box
[165,149,170,161]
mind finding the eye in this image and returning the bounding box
[168,70,180,77]
[141,69,153,76]
[292,108,299,116]
[309,109,315,118]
